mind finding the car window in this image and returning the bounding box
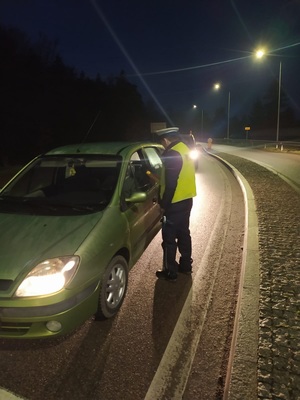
[121,146,163,201]
[142,147,162,176]
[1,155,121,213]
[122,163,139,199]
[122,152,150,198]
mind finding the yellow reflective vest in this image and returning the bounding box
[160,142,197,204]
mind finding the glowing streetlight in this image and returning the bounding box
[255,49,265,59]
[214,83,231,140]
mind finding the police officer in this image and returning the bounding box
[155,127,197,281]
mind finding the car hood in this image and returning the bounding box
[0,212,103,281]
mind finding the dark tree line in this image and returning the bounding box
[0,25,159,165]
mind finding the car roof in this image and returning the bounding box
[45,141,162,156]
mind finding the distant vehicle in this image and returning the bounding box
[0,141,163,339]
[180,132,200,170]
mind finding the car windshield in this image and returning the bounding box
[0,155,121,215]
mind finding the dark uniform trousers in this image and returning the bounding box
[162,198,193,273]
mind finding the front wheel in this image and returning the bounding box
[95,255,128,320]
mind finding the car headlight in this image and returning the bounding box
[189,149,199,160]
[15,256,80,297]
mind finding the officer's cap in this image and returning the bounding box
[154,127,180,139]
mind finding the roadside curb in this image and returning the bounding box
[205,149,260,399]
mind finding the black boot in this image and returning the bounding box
[156,269,177,281]
[178,258,193,274]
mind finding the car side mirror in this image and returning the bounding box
[125,191,147,203]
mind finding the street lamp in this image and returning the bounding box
[192,104,204,136]
[214,83,231,140]
[276,61,282,144]
[227,91,231,141]
[255,49,282,145]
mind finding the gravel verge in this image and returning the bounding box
[215,153,300,400]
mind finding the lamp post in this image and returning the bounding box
[214,83,230,140]
[227,91,231,141]
[192,104,204,137]
[276,61,282,144]
[255,49,282,145]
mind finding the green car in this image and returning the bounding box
[0,142,163,339]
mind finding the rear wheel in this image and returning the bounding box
[95,255,128,319]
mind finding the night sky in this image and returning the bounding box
[1,0,300,124]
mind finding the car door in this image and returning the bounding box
[121,147,162,263]
[140,146,163,232]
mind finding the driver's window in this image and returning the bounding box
[143,147,162,181]
[122,162,139,199]
[123,151,153,196]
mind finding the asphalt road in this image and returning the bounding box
[0,151,245,400]
[209,144,300,190]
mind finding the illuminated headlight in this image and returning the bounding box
[189,149,199,160]
[15,256,79,297]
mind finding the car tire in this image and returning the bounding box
[95,255,128,320]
